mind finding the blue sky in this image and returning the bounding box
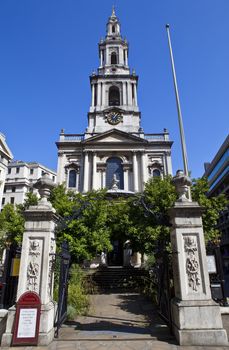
[0,0,228,177]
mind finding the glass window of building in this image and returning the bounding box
[69,170,77,188]
[153,169,161,177]
[106,157,124,189]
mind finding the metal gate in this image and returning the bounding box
[156,251,174,333]
[0,243,21,309]
[54,241,71,337]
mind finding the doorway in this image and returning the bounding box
[107,240,123,266]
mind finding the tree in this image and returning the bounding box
[128,176,228,260]
[0,204,25,247]
[106,196,132,243]
[17,191,39,213]
[127,176,177,259]
[50,185,112,262]
[191,177,228,242]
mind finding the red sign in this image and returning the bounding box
[12,291,41,346]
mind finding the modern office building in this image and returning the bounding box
[0,133,13,210]
[204,135,229,290]
[2,161,57,207]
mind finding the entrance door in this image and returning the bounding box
[107,240,123,266]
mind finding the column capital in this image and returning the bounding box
[58,151,65,157]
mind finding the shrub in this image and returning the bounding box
[66,264,89,320]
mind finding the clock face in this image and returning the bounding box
[106,111,122,125]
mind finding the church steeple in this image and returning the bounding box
[98,8,129,74]
[86,8,141,135]
[106,6,121,39]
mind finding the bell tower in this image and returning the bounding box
[86,7,141,136]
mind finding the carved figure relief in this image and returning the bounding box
[48,238,56,298]
[184,236,200,291]
[27,262,39,292]
[29,240,40,257]
[26,238,43,293]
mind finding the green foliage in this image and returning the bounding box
[50,186,112,262]
[19,191,39,211]
[191,177,228,242]
[0,204,24,246]
[0,176,226,269]
[67,264,89,319]
[127,176,177,256]
[106,197,132,242]
[0,191,39,251]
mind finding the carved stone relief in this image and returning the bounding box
[48,238,56,298]
[27,238,43,293]
[184,236,201,292]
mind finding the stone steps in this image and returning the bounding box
[87,267,149,292]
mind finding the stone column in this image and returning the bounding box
[102,83,106,107]
[91,84,95,107]
[123,82,127,105]
[97,83,101,107]
[1,175,58,346]
[166,151,173,175]
[123,166,129,191]
[169,170,228,346]
[102,170,106,189]
[127,82,132,106]
[83,151,89,193]
[140,151,146,190]
[92,152,97,190]
[57,151,65,184]
[134,83,138,106]
[126,50,129,66]
[132,152,138,192]
[100,50,103,66]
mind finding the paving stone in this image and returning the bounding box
[3,293,229,349]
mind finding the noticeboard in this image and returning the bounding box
[12,291,41,346]
[207,255,217,274]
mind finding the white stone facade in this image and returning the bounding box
[56,9,173,193]
[2,161,56,207]
[0,133,13,211]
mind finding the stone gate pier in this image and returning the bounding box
[1,174,58,346]
[169,170,228,346]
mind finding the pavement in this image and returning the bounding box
[2,293,229,350]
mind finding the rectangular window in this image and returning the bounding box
[30,169,34,175]
[16,167,20,174]
[52,176,55,182]
[2,197,5,205]
[8,168,11,174]
[10,197,15,204]
[12,187,16,193]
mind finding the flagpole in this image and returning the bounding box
[166,24,189,178]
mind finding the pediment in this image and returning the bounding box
[83,129,147,144]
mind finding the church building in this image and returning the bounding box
[56,9,173,193]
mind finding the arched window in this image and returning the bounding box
[112,25,116,33]
[153,169,161,177]
[111,52,117,65]
[109,86,120,106]
[106,157,124,189]
[69,169,77,188]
